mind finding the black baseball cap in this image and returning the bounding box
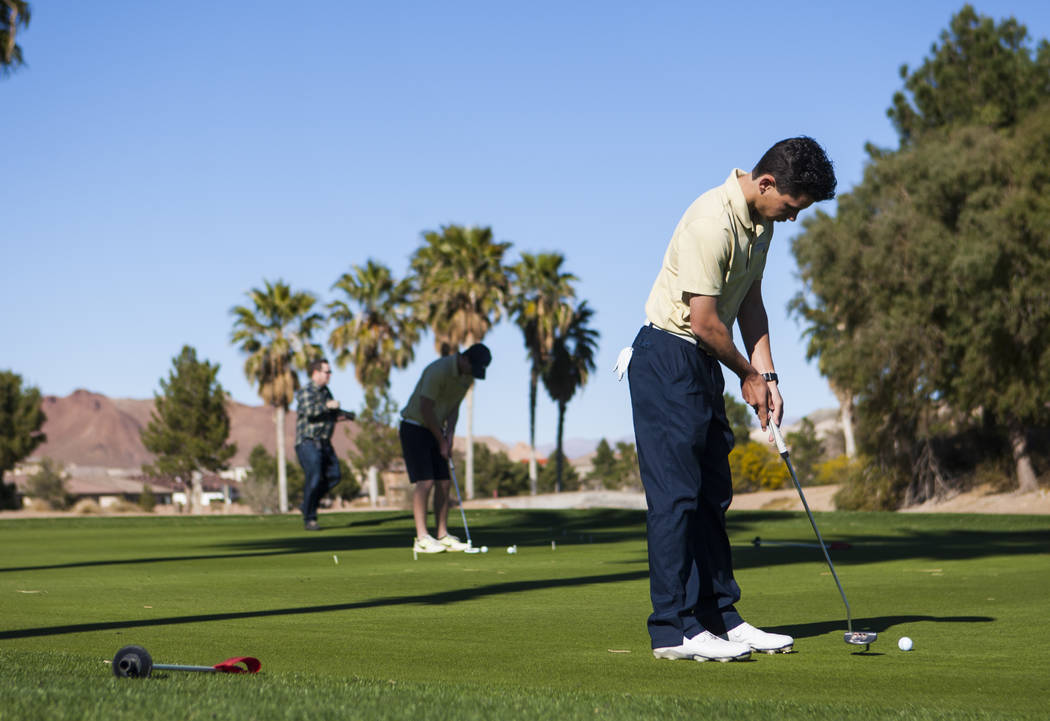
[462,343,492,379]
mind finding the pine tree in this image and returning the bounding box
[613,442,641,490]
[588,438,619,489]
[0,370,46,509]
[141,346,237,510]
[538,450,580,493]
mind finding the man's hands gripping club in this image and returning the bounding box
[688,292,783,431]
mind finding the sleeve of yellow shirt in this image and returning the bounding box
[676,218,732,298]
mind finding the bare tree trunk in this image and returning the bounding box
[555,401,566,493]
[1008,421,1038,493]
[528,374,538,494]
[465,385,475,499]
[831,381,857,458]
[367,465,378,507]
[275,407,289,513]
[190,470,204,515]
[905,440,952,506]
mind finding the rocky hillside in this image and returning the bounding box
[31,389,361,470]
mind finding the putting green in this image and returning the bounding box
[1,509,1047,720]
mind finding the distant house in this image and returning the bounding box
[9,463,175,509]
[66,474,175,508]
[168,473,236,508]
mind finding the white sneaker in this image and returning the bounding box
[653,631,752,663]
[726,622,794,654]
[413,535,446,554]
[437,534,470,552]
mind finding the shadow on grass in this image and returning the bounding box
[327,513,414,528]
[767,614,994,640]
[0,509,651,573]
[729,525,1050,572]
[0,569,650,640]
[3,509,1047,575]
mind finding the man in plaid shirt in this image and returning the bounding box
[294,358,353,531]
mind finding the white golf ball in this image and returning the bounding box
[898,636,913,651]
[481,546,488,553]
[507,545,517,554]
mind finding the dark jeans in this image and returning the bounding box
[295,439,341,523]
[628,324,743,649]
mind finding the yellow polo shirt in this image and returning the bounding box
[644,169,772,352]
[401,355,474,426]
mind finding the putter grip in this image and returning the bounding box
[770,420,789,455]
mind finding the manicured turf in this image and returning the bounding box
[2,508,1048,720]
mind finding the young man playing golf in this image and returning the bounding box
[627,137,837,662]
[400,343,492,554]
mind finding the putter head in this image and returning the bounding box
[463,546,481,554]
[844,631,878,651]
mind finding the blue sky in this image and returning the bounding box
[4,1,1049,449]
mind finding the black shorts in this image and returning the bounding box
[399,421,450,483]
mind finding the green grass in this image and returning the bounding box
[1,508,1048,720]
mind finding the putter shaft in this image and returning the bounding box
[447,459,472,547]
[770,422,856,634]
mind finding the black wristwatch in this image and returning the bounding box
[761,372,779,383]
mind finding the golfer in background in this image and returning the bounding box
[294,358,353,531]
[627,137,837,662]
[400,343,491,554]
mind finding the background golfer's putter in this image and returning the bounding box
[448,459,480,553]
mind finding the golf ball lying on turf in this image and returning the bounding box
[507,545,517,554]
[480,546,488,553]
[898,636,913,651]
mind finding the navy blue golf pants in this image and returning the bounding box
[628,324,743,648]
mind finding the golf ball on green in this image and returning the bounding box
[898,636,913,651]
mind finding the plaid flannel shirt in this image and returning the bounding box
[294,382,336,445]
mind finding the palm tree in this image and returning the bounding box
[1,1,30,74]
[328,260,422,504]
[508,252,578,494]
[230,280,324,513]
[542,301,599,492]
[329,259,421,397]
[410,224,511,498]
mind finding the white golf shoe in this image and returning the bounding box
[653,631,752,663]
[413,535,446,554]
[726,622,794,654]
[437,534,471,552]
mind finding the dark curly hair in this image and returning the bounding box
[752,136,836,201]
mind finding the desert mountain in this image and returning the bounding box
[32,389,361,470]
[29,390,623,473]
